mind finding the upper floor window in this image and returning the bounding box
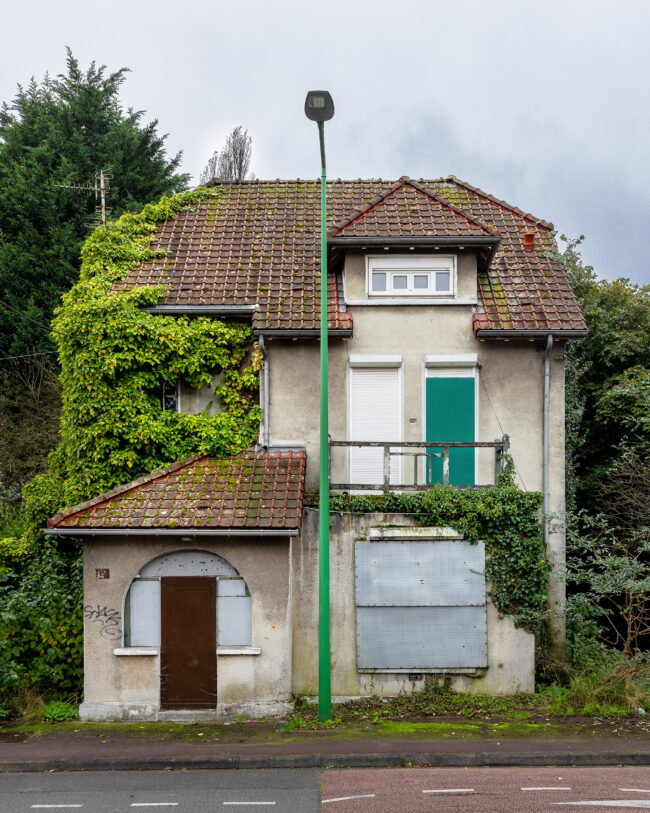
[367,255,456,297]
[161,380,179,412]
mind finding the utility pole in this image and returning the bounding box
[53,169,112,228]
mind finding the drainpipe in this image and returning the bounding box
[259,335,270,448]
[543,333,553,547]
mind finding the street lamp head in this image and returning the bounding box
[304,90,334,122]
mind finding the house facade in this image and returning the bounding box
[46,177,586,721]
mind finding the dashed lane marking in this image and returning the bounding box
[130,805,179,808]
[31,807,83,810]
[521,787,572,791]
[222,804,277,807]
[422,789,475,794]
[322,795,376,804]
[552,802,650,808]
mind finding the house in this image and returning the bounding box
[45,177,586,721]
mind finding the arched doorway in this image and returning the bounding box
[124,550,251,710]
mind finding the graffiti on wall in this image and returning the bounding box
[84,604,122,640]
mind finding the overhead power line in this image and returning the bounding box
[0,350,59,362]
[0,298,74,337]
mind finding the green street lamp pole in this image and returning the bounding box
[304,90,334,722]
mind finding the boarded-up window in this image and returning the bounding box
[217,578,252,646]
[355,539,487,670]
[124,551,252,648]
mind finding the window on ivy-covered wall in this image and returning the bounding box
[161,380,179,412]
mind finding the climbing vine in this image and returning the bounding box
[326,486,549,632]
[24,186,261,526]
[0,188,262,702]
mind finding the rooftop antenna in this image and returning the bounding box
[53,168,113,228]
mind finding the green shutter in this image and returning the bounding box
[425,377,475,486]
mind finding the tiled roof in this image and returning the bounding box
[434,177,585,333]
[328,178,498,239]
[47,449,306,531]
[113,178,586,335]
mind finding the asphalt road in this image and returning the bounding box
[3,766,650,812]
[321,766,650,811]
[0,768,321,812]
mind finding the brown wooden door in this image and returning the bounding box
[160,577,216,709]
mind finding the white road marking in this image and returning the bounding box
[553,802,650,808]
[522,787,572,791]
[131,806,179,808]
[222,804,277,807]
[31,807,84,810]
[423,788,475,794]
[322,795,376,804]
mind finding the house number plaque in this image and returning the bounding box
[95,568,110,580]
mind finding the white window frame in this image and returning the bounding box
[367,255,456,298]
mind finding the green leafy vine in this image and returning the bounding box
[24,186,261,526]
[327,486,548,632]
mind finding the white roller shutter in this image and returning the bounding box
[349,367,402,486]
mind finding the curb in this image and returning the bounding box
[2,751,650,772]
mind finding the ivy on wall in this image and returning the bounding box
[23,187,261,528]
[327,486,549,632]
[1,189,262,700]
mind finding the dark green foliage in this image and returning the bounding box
[561,237,650,514]
[0,48,189,360]
[328,486,547,631]
[0,537,82,698]
[0,360,61,498]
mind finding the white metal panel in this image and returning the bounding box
[218,578,247,597]
[128,580,161,646]
[218,596,252,646]
[357,606,488,669]
[355,540,485,606]
[349,367,402,485]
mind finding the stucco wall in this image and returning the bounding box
[80,536,293,721]
[292,509,535,697]
[264,252,567,647]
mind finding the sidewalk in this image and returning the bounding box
[1,718,649,772]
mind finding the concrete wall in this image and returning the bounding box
[179,372,223,416]
[80,536,293,721]
[292,509,535,697]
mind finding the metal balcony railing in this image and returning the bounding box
[329,435,510,492]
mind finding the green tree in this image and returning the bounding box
[0,49,189,495]
[0,48,189,359]
[561,237,650,514]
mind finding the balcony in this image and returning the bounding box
[329,435,510,493]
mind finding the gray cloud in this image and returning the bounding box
[2,0,648,284]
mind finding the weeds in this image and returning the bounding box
[43,700,78,722]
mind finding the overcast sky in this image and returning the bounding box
[3,0,649,285]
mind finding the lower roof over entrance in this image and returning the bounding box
[45,448,306,535]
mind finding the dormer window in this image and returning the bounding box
[367,255,456,297]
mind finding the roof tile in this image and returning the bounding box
[113,178,585,335]
[47,449,306,531]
